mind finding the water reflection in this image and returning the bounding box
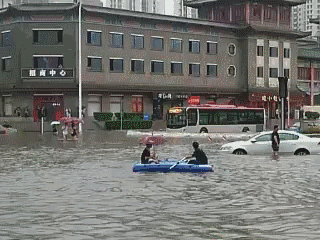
[0,131,319,239]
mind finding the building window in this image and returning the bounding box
[257,66,263,78]
[1,30,10,46]
[2,57,11,71]
[151,60,164,74]
[131,34,144,49]
[269,68,278,78]
[207,41,217,54]
[207,64,217,77]
[151,37,164,51]
[110,58,123,72]
[284,48,290,58]
[257,46,264,56]
[110,32,123,48]
[189,40,200,53]
[264,5,277,22]
[171,62,183,75]
[132,96,143,113]
[284,69,290,78]
[131,59,144,73]
[87,57,102,71]
[170,38,183,52]
[87,30,101,46]
[269,47,278,57]
[250,4,262,20]
[298,67,308,80]
[189,63,200,76]
[228,65,236,76]
[33,29,63,45]
[228,44,236,55]
[33,55,63,68]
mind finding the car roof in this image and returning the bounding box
[257,130,302,135]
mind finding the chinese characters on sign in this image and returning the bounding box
[21,68,74,78]
[176,94,189,99]
[261,95,278,102]
[157,93,172,99]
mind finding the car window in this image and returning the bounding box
[279,133,299,141]
[255,134,272,142]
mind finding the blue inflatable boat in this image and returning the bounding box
[133,160,214,173]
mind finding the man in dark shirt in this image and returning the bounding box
[185,142,208,165]
[141,143,158,164]
[271,125,280,160]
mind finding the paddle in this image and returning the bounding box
[169,157,187,170]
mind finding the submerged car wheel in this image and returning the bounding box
[295,149,309,156]
[233,149,247,155]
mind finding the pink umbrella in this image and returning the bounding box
[59,117,84,125]
[139,135,166,146]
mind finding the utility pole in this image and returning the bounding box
[278,77,288,130]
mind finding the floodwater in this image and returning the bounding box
[0,131,319,240]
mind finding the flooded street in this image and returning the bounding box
[0,131,319,239]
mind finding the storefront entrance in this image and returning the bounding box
[33,95,64,122]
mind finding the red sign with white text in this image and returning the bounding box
[188,96,200,105]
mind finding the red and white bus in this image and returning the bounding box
[166,104,266,133]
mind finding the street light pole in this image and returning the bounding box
[78,0,82,134]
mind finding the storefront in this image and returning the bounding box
[33,94,64,122]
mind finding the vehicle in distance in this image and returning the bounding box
[220,130,320,156]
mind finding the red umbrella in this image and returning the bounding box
[139,135,166,146]
[59,117,84,125]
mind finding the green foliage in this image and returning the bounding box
[93,112,144,121]
[104,120,153,130]
[305,111,320,120]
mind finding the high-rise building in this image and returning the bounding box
[104,0,197,17]
[292,1,319,39]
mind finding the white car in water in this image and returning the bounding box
[220,130,320,156]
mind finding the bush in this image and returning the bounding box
[104,120,153,130]
[94,112,144,121]
[305,111,320,120]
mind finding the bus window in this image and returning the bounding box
[187,109,197,126]
[255,111,264,124]
[227,111,238,124]
[199,109,213,125]
[239,111,248,124]
[218,111,228,125]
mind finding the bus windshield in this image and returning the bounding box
[166,109,187,129]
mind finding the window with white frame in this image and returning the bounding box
[207,41,217,54]
[33,29,63,45]
[207,64,217,77]
[151,60,164,74]
[87,57,102,71]
[284,48,290,58]
[110,32,123,48]
[1,30,10,46]
[257,46,264,56]
[87,30,101,46]
[269,47,278,57]
[189,63,200,76]
[228,43,236,55]
[110,58,123,72]
[131,34,144,49]
[284,69,290,78]
[257,66,263,78]
[33,55,63,68]
[2,56,11,71]
[189,39,200,53]
[131,59,144,73]
[228,65,236,76]
[150,36,164,51]
[269,68,278,78]
[171,62,183,75]
[170,38,182,52]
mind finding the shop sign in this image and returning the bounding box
[157,93,172,99]
[262,95,279,102]
[21,68,74,78]
[188,96,200,105]
[176,94,189,99]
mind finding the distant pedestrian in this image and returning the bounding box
[71,121,78,140]
[271,125,280,160]
[62,122,69,141]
